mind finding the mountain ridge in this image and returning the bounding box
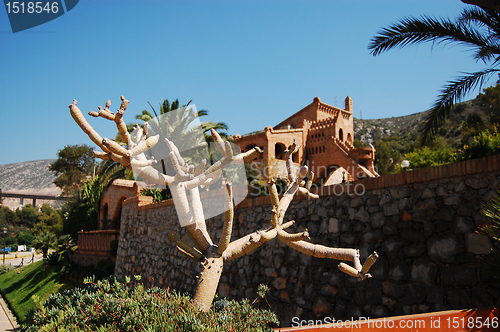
[0,159,58,192]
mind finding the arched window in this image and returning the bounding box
[339,128,344,141]
[275,143,286,160]
[347,133,353,144]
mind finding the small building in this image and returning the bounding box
[233,97,378,185]
[73,179,148,267]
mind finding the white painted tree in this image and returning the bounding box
[69,96,379,312]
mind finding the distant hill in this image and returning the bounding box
[354,112,426,145]
[353,100,486,147]
[0,159,58,191]
[0,159,60,210]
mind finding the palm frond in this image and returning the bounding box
[369,15,491,58]
[480,249,500,285]
[201,121,229,132]
[459,7,500,32]
[421,69,500,142]
[478,190,500,285]
[480,189,500,241]
[147,102,159,119]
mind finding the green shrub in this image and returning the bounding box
[5,236,16,245]
[404,145,456,170]
[0,264,14,275]
[45,252,61,267]
[141,188,172,202]
[17,232,34,246]
[22,277,279,331]
[456,130,500,161]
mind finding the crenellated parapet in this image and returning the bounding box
[309,116,337,130]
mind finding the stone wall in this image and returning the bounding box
[115,156,500,327]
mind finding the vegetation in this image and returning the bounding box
[49,144,96,194]
[369,5,500,141]
[0,204,65,252]
[22,276,278,332]
[141,188,172,202]
[31,233,57,260]
[62,177,104,239]
[0,260,81,322]
[479,191,500,284]
[355,83,500,175]
[135,97,230,177]
[0,264,14,274]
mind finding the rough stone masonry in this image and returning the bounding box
[115,157,500,327]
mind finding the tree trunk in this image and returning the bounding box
[193,256,224,312]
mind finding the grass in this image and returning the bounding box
[0,260,82,323]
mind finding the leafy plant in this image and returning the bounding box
[22,277,279,331]
[0,264,14,275]
[45,252,61,267]
[32,233,57,260]
[456,130,500,161]
[141,188,171,202]
[479,190,500,284]
[404,145,457,170]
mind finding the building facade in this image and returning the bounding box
[234,97,378,185]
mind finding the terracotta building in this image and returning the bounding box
[234,97,378,185]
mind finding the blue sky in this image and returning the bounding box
[0,0,494,165]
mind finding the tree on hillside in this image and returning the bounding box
[369,5,500,142]
[0,206,17,225]
[16,204,39,227]
[34,205,64,236]
[49,144,96,194]
[478,82,500,126]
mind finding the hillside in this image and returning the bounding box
[353,100,486,147]
[354,111,426,144]
[0,159,60,209]
[0,159,57,191]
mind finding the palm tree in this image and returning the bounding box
[57,234,76,263]
[32,233,57,269]
[135,98,229,176]
[369,6,500,142]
